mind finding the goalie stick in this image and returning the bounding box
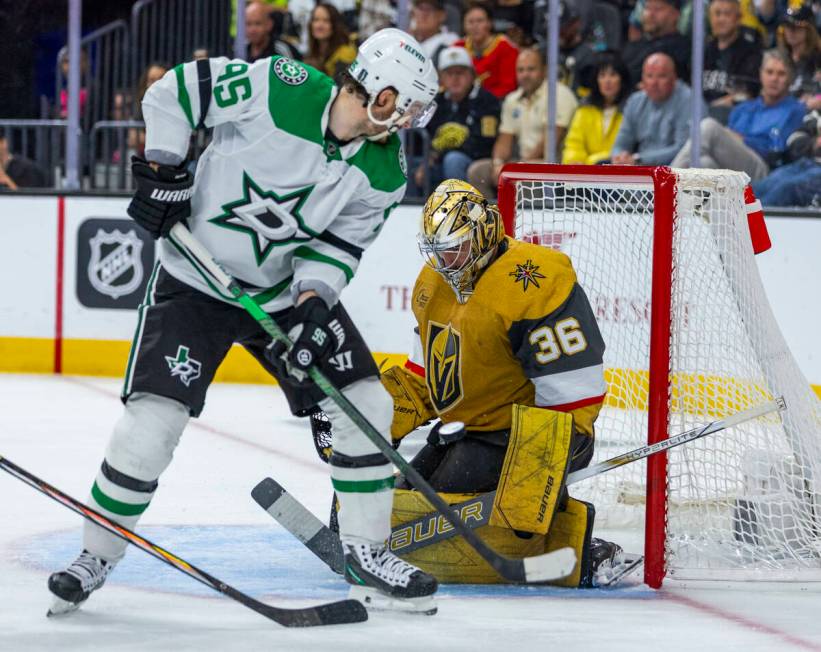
[0,454,366,627]
[168,223,577,584]
[252,397,786,571]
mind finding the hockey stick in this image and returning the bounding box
[0,454,366,627]
[252,397,786,568]
[168,223,576,584]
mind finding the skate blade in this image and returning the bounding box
[596,554,644,588]
[348,585,437,615]
[47,596,84,618]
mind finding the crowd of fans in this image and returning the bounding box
[2,0,820,206]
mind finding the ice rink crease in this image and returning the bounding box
[1,373,820,651]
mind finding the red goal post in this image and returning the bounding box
[497,163,821,588]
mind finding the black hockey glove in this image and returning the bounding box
[266,296,336,386]
[127,156,194,239]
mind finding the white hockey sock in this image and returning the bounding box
[84,392,189,562]
[319,378,395,544]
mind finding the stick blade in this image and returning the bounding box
[252,477,345,574]
[523,546,577,583]
[279,599,368,627]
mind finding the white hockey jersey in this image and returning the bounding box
[142,56,408,312]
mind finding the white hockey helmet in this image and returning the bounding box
[348,28,440,134]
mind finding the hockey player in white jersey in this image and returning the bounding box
[48,29,441,616]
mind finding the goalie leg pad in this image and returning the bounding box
[84,392,189,561]
[321,378,394,543]
[489,404,574,535]
[542,497,595,588]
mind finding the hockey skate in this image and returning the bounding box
[343,540,438,615]
[47,550,115,617]
[589,538,643,588]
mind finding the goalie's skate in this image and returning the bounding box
[343,540,438,615]
[47,550,114,617]
[589,538,644,588]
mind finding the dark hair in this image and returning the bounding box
[464,1,493,22]
[587,51,630,108]
[306,3,351,70]
[335,69,370,104]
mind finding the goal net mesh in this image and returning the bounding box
[511,167,821,581]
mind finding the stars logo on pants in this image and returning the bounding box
[165,345,202,387]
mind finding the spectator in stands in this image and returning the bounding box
[135,63,170,119]
[556,0,598,94]
[455,3,520,98]
[467,47,578,196]
[303,3,357,76]
[703,0,763,112]
[0,133,48,190]
[672,49,807,180]
[410,0,458,65]
[413,46,501,189]
[622,0,691,89]
[57,49,93,128]
[562,52,629,164]
[492,0,536,47]
[752,109,821,205]
[125,62,170,161]
[612,53,703,165]
[246,1,301,62]
[359,0,396,40]
[778,4,821,108]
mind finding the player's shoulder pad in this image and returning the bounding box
[267,56,334,144]
[479,238,577,321]
[347,132,407,195]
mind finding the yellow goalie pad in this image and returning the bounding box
[391,490,594,586]
[489,404,574,535]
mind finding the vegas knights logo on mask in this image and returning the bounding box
[425,321,464,412]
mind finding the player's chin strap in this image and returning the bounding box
[365,101,411,141]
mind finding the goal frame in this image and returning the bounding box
[498,163,680,589]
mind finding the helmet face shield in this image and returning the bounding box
[406,99,438,129]
[418,231,473,274]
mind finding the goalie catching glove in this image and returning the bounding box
[266,296,337,386]
[127,156,194,239]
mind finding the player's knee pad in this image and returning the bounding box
[319,377,392,458]
[105,392,189,482]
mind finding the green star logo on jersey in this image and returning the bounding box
[209,172,317,266]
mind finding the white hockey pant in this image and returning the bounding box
[83,392,189,562]
[319,377,394,544]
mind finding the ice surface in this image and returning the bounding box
[1,374,820,651]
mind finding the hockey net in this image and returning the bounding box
[498,164,821,587]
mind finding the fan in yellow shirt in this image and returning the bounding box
[562,53,630,165]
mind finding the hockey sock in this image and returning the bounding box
[319,378,394,543]
[84,392,189,561]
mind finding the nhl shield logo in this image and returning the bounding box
[87,228,144,300]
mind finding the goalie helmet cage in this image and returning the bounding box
[497,163,821,588]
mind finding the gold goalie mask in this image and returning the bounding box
[418,179,505,303]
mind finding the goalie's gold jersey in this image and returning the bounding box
[408,237,607,435]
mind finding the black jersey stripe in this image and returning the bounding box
[314,229,364,260]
